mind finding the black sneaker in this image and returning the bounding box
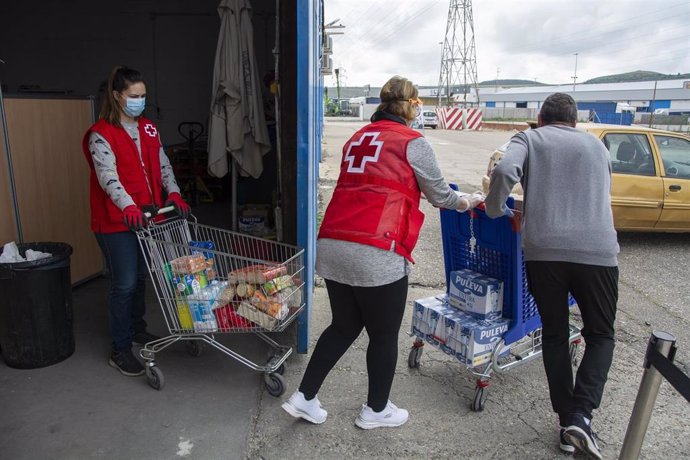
[132,331,161,346]
[109,349,145,376]
[559,426,575,454]
[563,413,602,460]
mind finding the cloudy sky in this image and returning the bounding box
[323,0,690,87]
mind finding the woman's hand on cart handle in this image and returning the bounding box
[165,192,191,219]
[143,205,176,219]
[455,191,485,212]
[123,205,148,231]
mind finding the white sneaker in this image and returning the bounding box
[355,400,409,429]
[281,391,327,424]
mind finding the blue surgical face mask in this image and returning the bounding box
[122,96,146,117]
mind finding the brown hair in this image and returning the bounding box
[99,65,145,127]
[376,76,419,121]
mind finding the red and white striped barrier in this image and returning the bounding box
[435,108,483,131]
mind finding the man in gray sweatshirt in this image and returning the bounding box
[485,93,619,460]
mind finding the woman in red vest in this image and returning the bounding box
[82,66,190,377]
[282,76,483,428]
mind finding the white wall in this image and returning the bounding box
[0,0,276,144]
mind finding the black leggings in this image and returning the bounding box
[299,276,408,412]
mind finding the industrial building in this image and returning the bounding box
[478,79,690,114]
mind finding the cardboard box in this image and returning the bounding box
[238,205,272,236]
[411,294,510,368]
[448,269,504,319]
[237,301,279,330]
[411,295,448,340]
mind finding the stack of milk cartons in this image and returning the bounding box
[448,268,509,366]
[411,268,511,368]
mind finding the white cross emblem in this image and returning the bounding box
[144,123,158,137]
[344,132,383,173]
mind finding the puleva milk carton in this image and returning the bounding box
[412,294,510,368]
[448,268,504,320]
[412,295,447,339]
[462,314,511,367]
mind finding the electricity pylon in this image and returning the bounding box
[436,0,480,107]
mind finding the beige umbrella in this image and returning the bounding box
[207,0,271,179]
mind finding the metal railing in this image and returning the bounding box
[619,331,690,459]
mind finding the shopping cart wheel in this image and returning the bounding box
[267,357,286,375]
[569,341,579,367]
[186,341,204,357]
[408,346,423,369]
[146,366,165,391]
[264,372,286,397]
[471,382,489,412]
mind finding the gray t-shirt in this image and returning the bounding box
[87,121,180,211]
[485,124,619,266]
[316,136,462,287]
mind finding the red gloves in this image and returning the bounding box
[165,192,191,219]
[122,205,148,231]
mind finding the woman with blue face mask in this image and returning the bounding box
[81,65,190,377]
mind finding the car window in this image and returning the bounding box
[654,135,690,179]
[602,133,655,176]
[423,112,437,117]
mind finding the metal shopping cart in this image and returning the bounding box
[135,208,305,395]
[408,192,581,412]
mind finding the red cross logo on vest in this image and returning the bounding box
[144,123,158,138]
[344,132,383,173]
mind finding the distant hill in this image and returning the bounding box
[584,71,690,84]
[478,79,547,87]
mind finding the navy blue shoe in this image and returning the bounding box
[563,413,602,459]
[560,426,575,454]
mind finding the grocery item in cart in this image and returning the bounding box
[189,240,215,259]
[414,296,458,346]
[228,264,287,284]
[448,269,503,320]
[187,298,218,331]
[176,300,194,330]
[213,304,252,330]
[274,285,302,308]
[170,254,207,274]
[458,313,510,367]
[262,274,294,296]
[236,282,256,298]
[412,295,510,368]
[250,291,288,320]
[237,301,279,330]
[173,271,209,296]
[186,281,233,331]
[205,259,217,281]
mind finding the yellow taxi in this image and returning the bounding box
[482,123,690,232]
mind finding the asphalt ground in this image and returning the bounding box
[1,120,688,459]
[248,121,690,459]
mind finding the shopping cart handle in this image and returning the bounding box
[144,206,176,219]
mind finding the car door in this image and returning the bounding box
[652,134,690,230]
[600,132,664,230]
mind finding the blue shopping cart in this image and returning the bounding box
[408,189,581,411]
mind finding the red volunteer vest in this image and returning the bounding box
[318,120,425,263]
[82,117,164,233]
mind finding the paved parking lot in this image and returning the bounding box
[248,121,690,459]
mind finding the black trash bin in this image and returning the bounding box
[0,242,75,369]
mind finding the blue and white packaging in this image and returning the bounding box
[411,295,447,339]
[411,294,510,368]
[448,269,504,320]
[458,312,510,367]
